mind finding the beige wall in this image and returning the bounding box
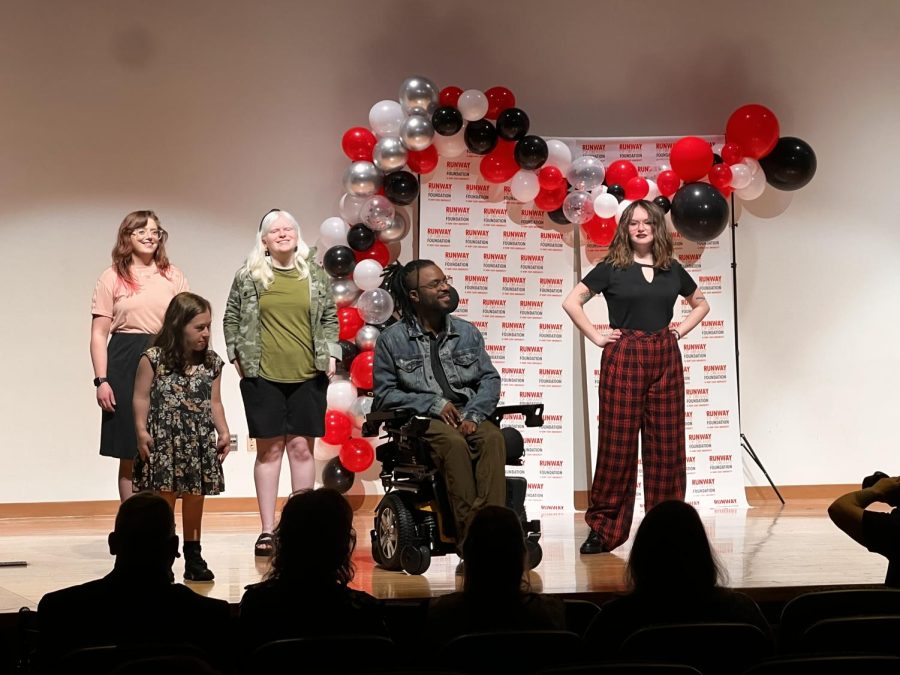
[1,0,898,503]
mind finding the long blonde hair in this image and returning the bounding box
[241,209,310,289]
[603,200,674,270]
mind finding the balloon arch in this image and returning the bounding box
[316,76,818,492]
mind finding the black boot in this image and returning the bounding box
[183,541,215,582]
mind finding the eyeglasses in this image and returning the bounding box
[131,228,165,239]
[417,276,453,290]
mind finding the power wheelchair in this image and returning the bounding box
[361,404,545,575]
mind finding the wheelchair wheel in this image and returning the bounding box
[400,544,431,575]
[373,492,416,571]
[526,539,543,570]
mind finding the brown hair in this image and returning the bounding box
[111,210,171,292]
[603,199,674,270]
[152,292,212,374]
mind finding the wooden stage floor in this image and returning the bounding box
[0,498,891,616]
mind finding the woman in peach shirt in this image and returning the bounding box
[90,211,189,501]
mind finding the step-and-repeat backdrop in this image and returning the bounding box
[418,134,747,513]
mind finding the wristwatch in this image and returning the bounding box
[93,377,109,387]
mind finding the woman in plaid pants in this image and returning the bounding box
[563,199,709,554]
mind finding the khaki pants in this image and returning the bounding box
[423,419,506,549]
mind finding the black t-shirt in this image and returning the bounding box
[428,331,468,406]
[581,260,698,332]
[862,508,900,586]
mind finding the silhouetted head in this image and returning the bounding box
[626,500,725,595]
[108,492,179,569]
[462,505,527,600]
[268,488,356,585]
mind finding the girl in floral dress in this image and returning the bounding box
[133,292,231,581]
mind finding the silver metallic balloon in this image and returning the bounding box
[372,136,408,172]
[399,114,434,152]
[330,277,361,308]
[377,209,411,243]
[355,324,381,352]
[398,76,439,116]
[342,161,383,198]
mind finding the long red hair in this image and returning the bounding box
[111,210,171,292]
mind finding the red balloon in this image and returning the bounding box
[720,142,744,165]
[484,86,516,120]
[624,176,650,200]
[725,104,780,159]
[339,437,374,473]
[338,307,365,342]
[718,184,734,199]
[670,136,714,182]
[349,350,375,390]
[533,185,567,211]
[323,409,353,445]
[605,160,639,187]
[354,240,390,266]
[708,163,733,191]
[479,141,518,183]
[538,165,565,190]
[583,215,617,246]
[407,145,439,174]
[341,127,376,162]
[439,86,463,107]
[657,170,681,197]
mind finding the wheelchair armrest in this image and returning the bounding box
[491,403,544,428]
[361,408,418,437]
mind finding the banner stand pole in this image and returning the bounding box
[729,195,784,505]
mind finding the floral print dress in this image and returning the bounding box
[133,346,225,495]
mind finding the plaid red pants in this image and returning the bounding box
[585,328,686,550]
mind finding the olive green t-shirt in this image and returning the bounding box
[259,268,316,382]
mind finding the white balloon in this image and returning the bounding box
[457,89,488,121]
[353,259,384,291]
[319,217,349,248]
[616,199,633,221]
[742,157,762,176]
[326,380,357,412]
[736,168,766,200]
[729,163,752,190]
[368,100,405,137]
[338,193,367,224]
[545,140,573,174]
[645,179,660,201]
[593,192,619,219]
[510,170,540,203]
[432,126,467,158]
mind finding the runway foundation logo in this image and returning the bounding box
[425,226,452,247]
[463,274,488,295]
[538,276,563,296]
[709,453,735,474]
[705,409,730,428]
[483,298,507,318]
[686,387,709,407]
[465,183,491,202]
[703,364,727,384]
[444,160,472,180]
[539,230,564,251]
[688,432,713,452]
[501,321,526,341]
[482,252,508,272]
[519,345,544,364]
[701,319,725,339]
[519,299,544,319]
[520,254,545,274]
[538,368,563,387]
[502,275,526,296]
[426,181,453,201]
[500,366,526,386]
[682,342,707,362]
[502,229,528,249]
[443,205,470,226]
[464,228,490,249]
[538,322,563,343]
[699,274,723,294]
[443,250,470,271]
[482,206,507,226]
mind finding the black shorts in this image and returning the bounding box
[239,375,327,439]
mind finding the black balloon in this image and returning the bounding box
[383,170,419,206]
[547,207,570,225]
[322,457,354,494]
[670,182,730,243]
[652,196,672,213]
[432,106,464,136]
[339,339,359,370]
[607,184,626,203]
[464,119,498,155]
[713,153,724,165]
[323,245,356,277]
[496,107,530,141]
[347,223,375,252]
[759,136,817,191]
[514,135,548,171]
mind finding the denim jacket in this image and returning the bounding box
[372,315,501,425]
[222,250,340,378]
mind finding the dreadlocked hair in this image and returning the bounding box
[382,259,437,325]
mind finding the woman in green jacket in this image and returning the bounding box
[224,209,340,556]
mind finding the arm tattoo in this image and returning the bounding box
[579,290,596,305]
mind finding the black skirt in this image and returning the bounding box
[99,332,153,459]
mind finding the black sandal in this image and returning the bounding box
[254,532,274,557]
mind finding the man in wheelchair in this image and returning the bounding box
[373,260,506,564]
